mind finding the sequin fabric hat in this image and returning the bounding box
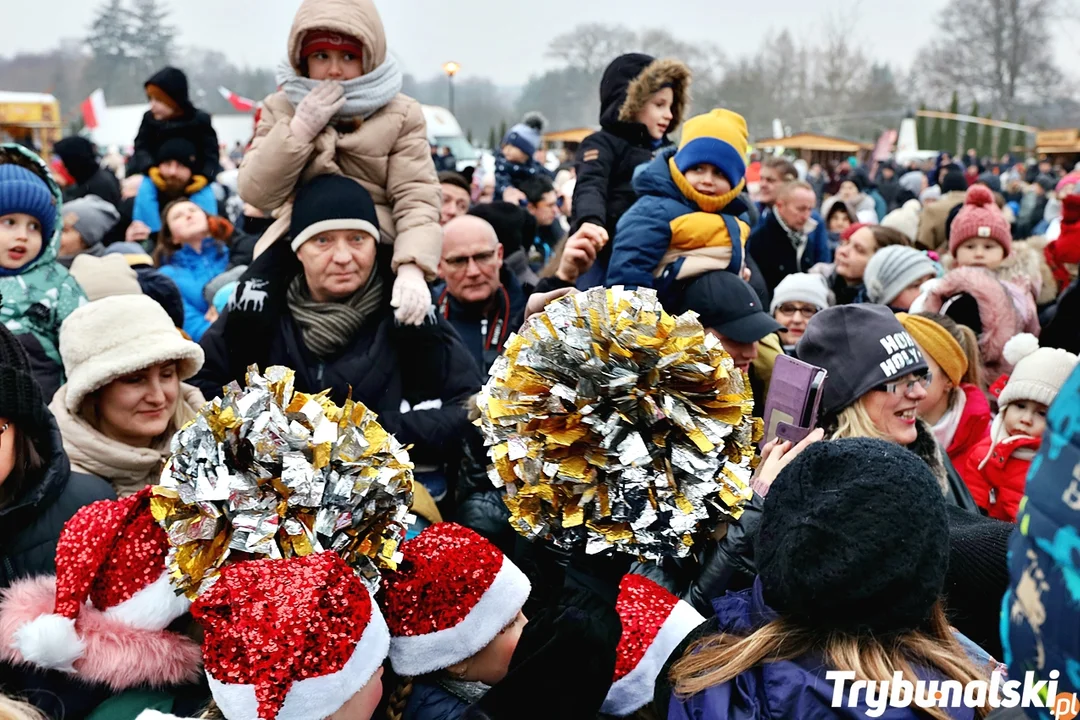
[191,551,389,720]
[0,487,199,688]
[602,575,705,716]
[382,523,532,677]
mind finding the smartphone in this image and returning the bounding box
[761,355,828,447]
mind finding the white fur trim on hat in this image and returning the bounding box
[208,599,389,720]
[602,600,704,716]
[135,712,195,720]
[290,219,380,253]
[104,572,191,631]
[389,557,531,677]
[59,295,205,413]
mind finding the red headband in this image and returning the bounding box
[300,30,364,61]
[840,222,870,242]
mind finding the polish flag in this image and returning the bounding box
[80,89,106,130]
[218,86,256,113]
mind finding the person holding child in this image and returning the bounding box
[240,0,440,326]
[605,108,750,298]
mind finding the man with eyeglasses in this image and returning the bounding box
[433,215,529,371]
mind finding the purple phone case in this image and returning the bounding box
[761,355,827,447]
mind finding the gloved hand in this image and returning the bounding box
[289,81,345,144]
[392,263,432,326]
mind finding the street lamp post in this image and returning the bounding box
[442,61,460,114]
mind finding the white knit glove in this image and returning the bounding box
[392,263,432,326]
[289,81,345,144]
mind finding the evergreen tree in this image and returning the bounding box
[978,114,995,158]
[487,126,496,150]
[996,124,1013,160]
[131,0,175,81]
[944,91,960,156]
[965,100,979,153]
[916,103,929,149]
[498,120,508,146]
[86,0,138,103]
[927,116,944,151]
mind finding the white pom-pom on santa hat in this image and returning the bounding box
[1003,333,1040,367]
[13,613,85,673]
[382,523,531,678]
[8,487,189,677]
[603,575,705,717]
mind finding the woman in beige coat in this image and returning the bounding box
[49,295,206,498]
[239,0,441,325]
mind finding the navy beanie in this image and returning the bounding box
[502,123,541,158]
[0,164,56,246]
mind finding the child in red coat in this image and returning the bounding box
[966,334,1078,521]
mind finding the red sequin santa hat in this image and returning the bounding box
[602,575,705,717]
[192,551,389,720]
[0,487,197,688]
[382,523,531,677]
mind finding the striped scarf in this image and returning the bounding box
[286,272,384,358]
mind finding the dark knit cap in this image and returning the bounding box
[438,171,470,195]
[156,137,199,173]
[289,175,380,253]
[795,304,928,417]
[942,505,1012,659]
[468,201,531,255]
[0,317,47,436]
[757,437,950,636]
[941,168,968,194]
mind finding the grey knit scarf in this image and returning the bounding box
[286,271,384,358]
[278,55,403,120]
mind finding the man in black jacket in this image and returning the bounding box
[127,66,221,181]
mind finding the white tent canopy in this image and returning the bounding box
[88,104,255,152]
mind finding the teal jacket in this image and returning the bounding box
[0,145,87,370]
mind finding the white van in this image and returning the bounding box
[422,105,480,172]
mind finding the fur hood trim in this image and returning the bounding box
[618,58,691,131]
[0,575,202,690]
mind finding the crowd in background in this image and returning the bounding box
[2,0,1080,718]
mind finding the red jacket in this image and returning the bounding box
[947,384,992,490]
[965,432,1041,522]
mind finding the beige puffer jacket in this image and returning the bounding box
[239,0,441,278]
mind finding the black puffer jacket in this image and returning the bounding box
[127,68,221,180]
[569,54,690,288]
[0,409,115,588]
[630,491,763,616]
[193,242,483,468]
[53,136,122,212]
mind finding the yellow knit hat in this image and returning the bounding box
[674,109,749,187]
[896,313,968,387]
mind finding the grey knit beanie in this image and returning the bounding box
[63,194,120,248]
[864,246,938,306]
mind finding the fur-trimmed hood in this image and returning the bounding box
[941,236,1056,306]
[599,54,691,133]
[0,574,202,691]
[910,267,1026,378]
[287,0,388,74]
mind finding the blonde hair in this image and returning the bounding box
[0,697,48,720]
[916,312,985,391]
[828,398,891,442]
[669,602,988,720]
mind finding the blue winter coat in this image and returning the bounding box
[607,148,748,293]
[668,580,975,720]
[158,237,229,341]
[1002,363,1080,711]
[132,176,218,233]
[402,680,471,720]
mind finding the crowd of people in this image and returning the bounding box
[2,0,1080,718]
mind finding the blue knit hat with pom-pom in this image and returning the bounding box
[0,163,57,244]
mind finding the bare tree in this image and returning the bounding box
[544,23,637,75]
[919,0,1061,116]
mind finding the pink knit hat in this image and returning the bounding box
[949,185,1011,257]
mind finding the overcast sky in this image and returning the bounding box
[8,0,1080,86]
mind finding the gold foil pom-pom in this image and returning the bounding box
[154,365,414,598]
[479,287,760,559]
